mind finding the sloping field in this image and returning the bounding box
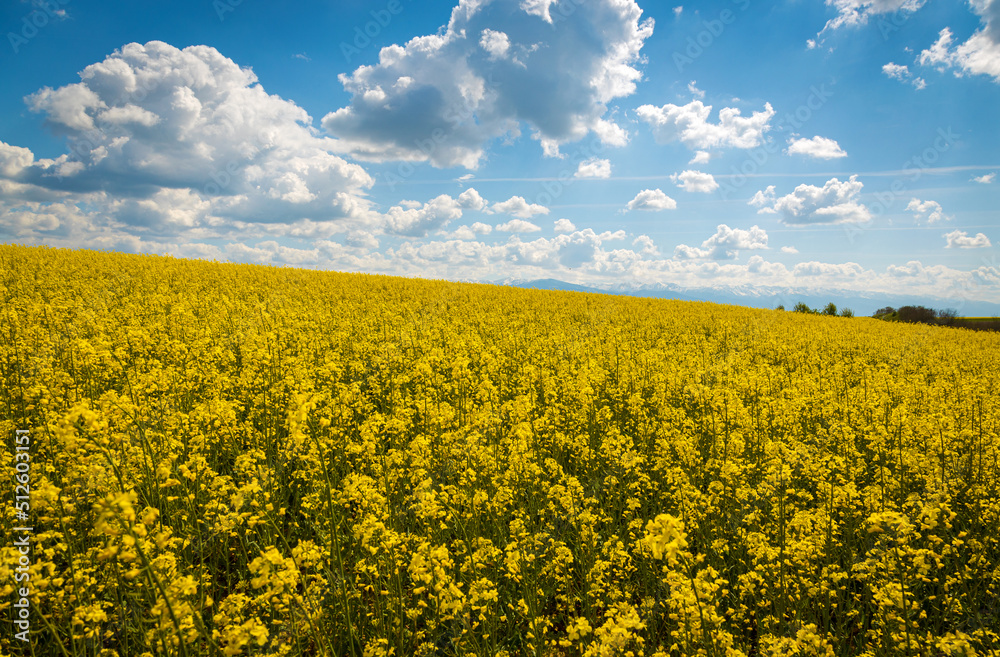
[1,245,999,656]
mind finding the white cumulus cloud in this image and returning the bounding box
[575,158,612,179]
[554,218,576,233]
[16,41,375,227]
[944,230,992,248]
[321,0,654,167]
[674,224,769,260]
[919,0,1000,84]
[458,187,488,211]
[689,150,711,165]
[750,176,872,225]
[626,188,677,211]
[793,261,866,278]
[490,195,549,218]
[479,29,511,60]
[636,99,775,151]
[633,234,658,255]
[670,170,719,193]
[906,198,951,224]
[497,218,542,232]
[383,194,463,237]
[0,142,35,178]
[787,136,848,159]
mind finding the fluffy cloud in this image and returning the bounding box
[689,150,710,165]
[490,195,549,218]
[10,41,374,229]
[879,260,1000,305]
[113,188,212,232]
[944,230,992,249]
[906,198,951,224]
[321,0,653,167]
[745,254,789,276]
[383,194,463,237]
[748,188,777,213]
[920,0,1000,84]
[376,188,542,237]
[633,235,658,255]
[883,62,910,79]
[0,197,98,240]
[345,230,380,249]
[626,188,677,211]
[882,62,927,89]
[674,224,768,260]
[780,246,799,254]
[0,142,35,178]
[479,29,511,60]
[670,170,718,193]
[502,227,631,269]
[592,119,630,147]
[496,219,542,233]
[575,158,612,179]
[636,99,775,151]
[973,172,996,184]
[458,187,488,210]
[750,176,871,225]
[793,261,866,278]
[554,218,576,232]
[786,136,848,159]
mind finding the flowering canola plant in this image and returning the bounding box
[1,244,999,656]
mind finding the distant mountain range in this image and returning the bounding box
[496,278,1000,318]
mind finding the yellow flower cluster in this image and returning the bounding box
[1,244,999,656]
[642,514,688,564]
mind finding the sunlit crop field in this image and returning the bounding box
[2,245,999,657]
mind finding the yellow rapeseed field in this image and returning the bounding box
[1,244,999,656]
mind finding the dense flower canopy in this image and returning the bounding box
[1,244,999,656]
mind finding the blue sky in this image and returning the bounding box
[1,0,998,307]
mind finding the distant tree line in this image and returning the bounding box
[774,302,999,330]
[775,302,854,318]
[872,305,1000,331]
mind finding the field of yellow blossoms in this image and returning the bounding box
[1,244,999,657]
